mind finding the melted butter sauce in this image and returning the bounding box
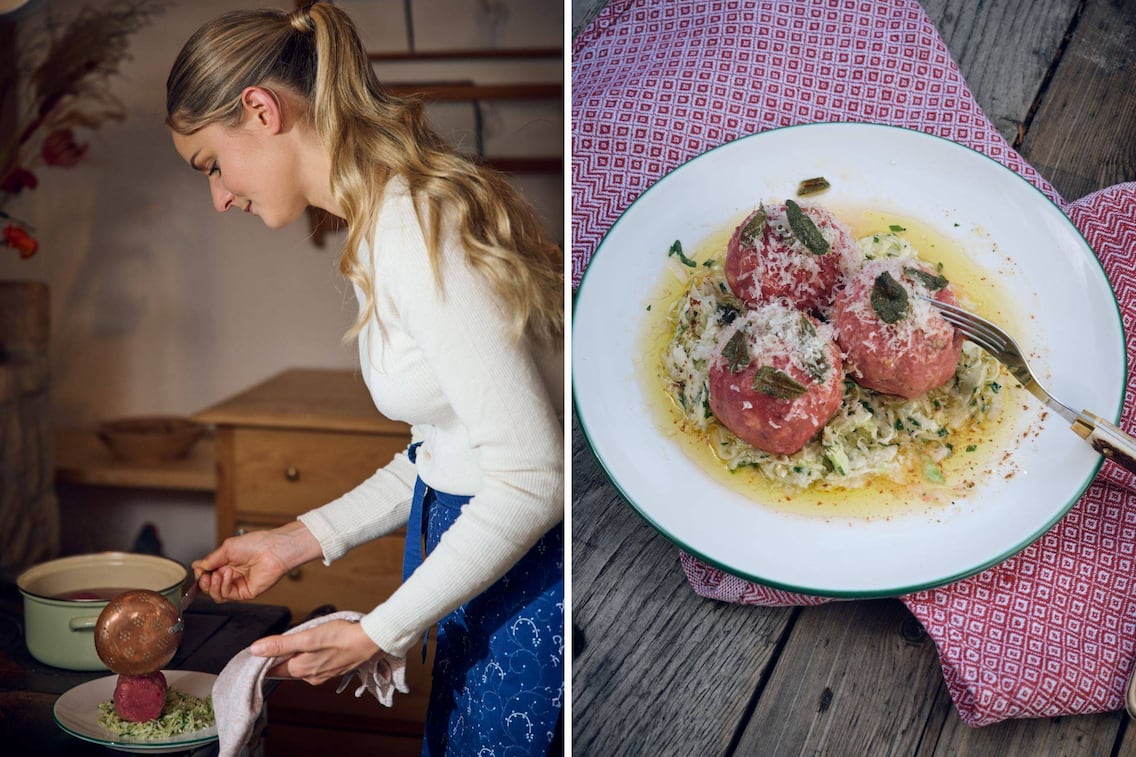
[637,207,1035,521]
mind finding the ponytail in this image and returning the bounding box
[167,2,563,345]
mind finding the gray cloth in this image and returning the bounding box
[211,610,409,757]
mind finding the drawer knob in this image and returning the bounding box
[234,528,248,537]
[287,568,302,581]
[284,466,301,482]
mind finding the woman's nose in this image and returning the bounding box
[210,181,235,213]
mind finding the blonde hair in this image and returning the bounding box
[165,2,563,344]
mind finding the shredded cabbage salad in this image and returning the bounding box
[97,689,214,741]
[661,233,1007,489]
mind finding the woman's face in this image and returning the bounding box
[171,116,308,230]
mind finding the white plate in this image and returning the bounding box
[573,122,1127,596]
[53,670,217,754]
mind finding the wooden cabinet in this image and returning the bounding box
[194,368,432,747]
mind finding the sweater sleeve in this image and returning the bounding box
[358,201,564,658]
[296,449,417,561]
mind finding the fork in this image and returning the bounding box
[923,296,1136,475]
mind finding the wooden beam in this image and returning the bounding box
[383,82,562,101]
[370,47,561,62]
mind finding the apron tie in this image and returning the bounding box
[402,442,428,583]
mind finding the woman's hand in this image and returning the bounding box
[192,521,323,602]
[249,620,383,685]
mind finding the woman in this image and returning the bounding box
[167,4,564,754]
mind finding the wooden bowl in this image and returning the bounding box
[96,416,204,465]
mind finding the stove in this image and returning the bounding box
[0,580,290,755]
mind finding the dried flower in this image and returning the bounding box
[3,224,39,259]
[42,128,89,167]
[1,0,166,259]
[0,167,37,194]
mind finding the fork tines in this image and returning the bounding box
[919,296,1008,354]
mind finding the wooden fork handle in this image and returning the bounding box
[1072,411,1136,476]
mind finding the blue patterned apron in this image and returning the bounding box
[402,443,564,756]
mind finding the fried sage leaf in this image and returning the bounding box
[722,329,751,373]
[752,365,807,400]
[797,176,831,196]
[796,315,828,380]
[716,301,742,326]
[871,271,910,324]
[739,207,767,248]
[785,199,829,255]
[904,266,949,291]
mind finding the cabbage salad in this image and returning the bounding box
[97,689,215,740]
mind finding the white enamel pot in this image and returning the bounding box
[16,552,188,670]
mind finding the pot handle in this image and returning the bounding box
[69,616,100,632]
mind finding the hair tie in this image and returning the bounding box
[288,2,317,34]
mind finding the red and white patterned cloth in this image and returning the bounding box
[572,0,1136,727]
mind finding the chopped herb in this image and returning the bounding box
[937,428,949,437]
[752,365,807,400]
[871,271,910,324]
[894,419,904,431]
[859,399,875,414]
[889,224,906,232]
[668,239,696,267]
[722,330,751,373]
[646,304,652,311]
[923,462,945,484]
[966,444,977,452]
[739,207,767,248]
[824,443,850,475]
[907,417,922,427]
[785,199,830,255]
[702,258,716,267]
[905,266,949,291]
[989,381,1001,393]
[797,176,831,196]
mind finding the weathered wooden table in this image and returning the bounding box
[571,1,1136,753]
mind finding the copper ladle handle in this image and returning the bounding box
[93,572,205,676]
[168,579,200,635]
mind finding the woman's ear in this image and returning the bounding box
[239,86,284,133]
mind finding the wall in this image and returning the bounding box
[0,0,564,565]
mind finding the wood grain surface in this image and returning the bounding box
[570,0,1136,754]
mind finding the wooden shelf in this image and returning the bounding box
[55,428,216,492]
[193,368,403,435]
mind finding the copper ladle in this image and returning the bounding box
[93,577,200,675]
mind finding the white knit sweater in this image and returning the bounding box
[297,179,564,658]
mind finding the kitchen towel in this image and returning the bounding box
[212,610,408,757]
[572,0,1136,727]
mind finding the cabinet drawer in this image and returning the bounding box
[268,640,435,734]
[228,427,409,518]
[236,523,408,621]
